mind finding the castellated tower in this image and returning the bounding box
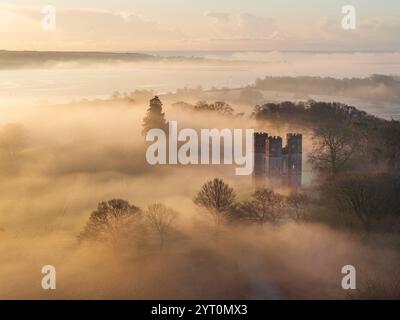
[266,136,283,177]
[253,132,302,189]
[287,133,302,189]
[253,132,268,177]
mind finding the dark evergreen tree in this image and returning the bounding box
[142,96,167,135]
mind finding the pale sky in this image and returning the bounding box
[1,0,400,51]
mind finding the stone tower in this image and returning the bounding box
[253,132,268,177]
[266,136,283,177]
[252,131,302,189]
[287,133,302,189]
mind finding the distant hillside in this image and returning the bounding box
[0,50,205,69]
[253,74,400,104]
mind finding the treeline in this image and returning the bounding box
[78,179,310,249]
[79,199,179,251]
[172,101,238,116]
[78,176,400,252]
[254,74,400,103]
[110,89,155,104]
[193,178,400,235]
[253,100,381,125]
[0,50,205,70]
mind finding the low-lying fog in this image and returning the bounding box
[0,50,399,299]
[0,97,398,299]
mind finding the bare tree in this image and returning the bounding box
[286,192,309,222]
[326,174,400,233]
[254,189,285,224]
[309,123,357,175]
[194,178,236,215]
[194,178,236,245]
[78,199,141,245]
[144,203,178,250]
[233,188,285,224]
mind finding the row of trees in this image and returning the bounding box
[172,100,235,116]
[194,178,309,226]
[253,100,380,126]
[194,101,234,115]
[79,199,178,250]
[78,179,309,248]
[194,178,400,233]
[194,177,400,235]
[78,174,400,249]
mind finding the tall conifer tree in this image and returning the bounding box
[142,96,167,135]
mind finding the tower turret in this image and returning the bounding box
[253,132,268,176]
[266,136,283,177]
[287,133,302,189]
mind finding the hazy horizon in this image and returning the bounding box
[1,50,399,121]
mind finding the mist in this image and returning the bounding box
[0,94,398,299]
[1,51,400,122]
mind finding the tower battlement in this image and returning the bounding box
[254,132,268,138]
[287,133,302,138]
[269,135,282,140]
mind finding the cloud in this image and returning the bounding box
[205,12,279,41]
[1,4,400,51]
[0,5,185,50]
[58,9,179,42]
[306,17,400,50]
[203,11,400,50]
[205,12,230,22]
